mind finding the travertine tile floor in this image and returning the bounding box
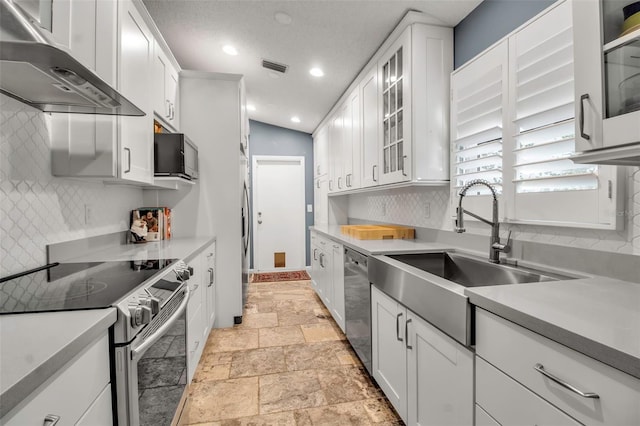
[184,279,403,425]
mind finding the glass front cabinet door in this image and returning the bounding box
[573,0,640,151]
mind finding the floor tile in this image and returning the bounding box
[277,309,321,326]
[317,366,381,404]
[187,377,259,422]
[218,411,296,426]
[258,326,306,347]
[298,401,373,425]
[362,398,403,423]
[205,328,259,353]
[283,341,347,371]
[229,346,287,378]
[259,370,327,414]
[238,312,279,329]
[300,322,344,343]
[192,362,230,383]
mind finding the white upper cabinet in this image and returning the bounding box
[153,43,180,131]
[313,125,329,178]
[361,64,380,188]
[118,0,154,184]
[573,0,640,154]
[379,27,411,185]
[312,14,452,197]
[378,24,452,185]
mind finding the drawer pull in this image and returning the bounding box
[43,415,60,426]
[534,363,599,399]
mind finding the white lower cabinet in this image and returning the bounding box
[371,286,473,425]
[475,405,500,426]
[309,232,345,332]
[2,334,112,425]
[186,255,206,382]
[476,357,580,426]
[475,308,640,426]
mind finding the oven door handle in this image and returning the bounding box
[131,286,190,361]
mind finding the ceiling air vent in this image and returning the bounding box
[262,59,288,74]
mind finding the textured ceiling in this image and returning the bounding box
[143,0,482,134]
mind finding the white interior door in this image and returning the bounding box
[252,156,305,271]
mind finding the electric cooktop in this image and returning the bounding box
[0,259,178,314]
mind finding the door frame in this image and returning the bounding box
[251,155,306,272]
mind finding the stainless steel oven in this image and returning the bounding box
[113,264,191,426]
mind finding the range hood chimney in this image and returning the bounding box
[0,0,144,116]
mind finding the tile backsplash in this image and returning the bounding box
[0,95,143,276]
[348,167,640,255]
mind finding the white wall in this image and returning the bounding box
[0,95,144,276]
[348,167,640,255]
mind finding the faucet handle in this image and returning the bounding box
[492,230,512,253]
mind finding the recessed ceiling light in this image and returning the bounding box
[223,45,238,56]
[274,12,292,25]
[310,68,324,77]
[291,116,301,123]
[247,104,256,112]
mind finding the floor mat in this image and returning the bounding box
[250,270,311,283]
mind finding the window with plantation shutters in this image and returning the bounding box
[451,40,508,221]
[507,0,619,228]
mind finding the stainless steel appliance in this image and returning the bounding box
[343,247,371,375]
[0,258,193,425]
[0,0,144,115]
[154,133,199,180]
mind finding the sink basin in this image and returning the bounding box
[387,252,574,287]
[369,251,578,347]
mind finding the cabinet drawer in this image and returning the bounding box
[76,384,112,426]
[476,309,640,426]
[476,357,580,426]
[2,335,110,425]
[475,404,500,426]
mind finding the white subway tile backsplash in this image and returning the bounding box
[0,95,143,276]
[348,167,640,255]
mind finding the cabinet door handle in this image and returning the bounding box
[405,318,412,349]
[316,180,320,189]
[319,253,324,268]
[313,248,318,260]
[338,177,342,189]
[373,165,377,182]
[579,94,591,141]
[401,155,407,177]
[329,180,333,191]
[317,165,320,175]
[396,312,403,342]
[165,99,171,118]
[208,267,214,286]
[533,364,599,399]
[43,415,60,426]
[124,147,131,173]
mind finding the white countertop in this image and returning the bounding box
[311,224,453,255]
[60,236,216,263]
[311,225,640,380]
[0,309,117,418]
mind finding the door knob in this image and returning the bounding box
[258,220,262,224]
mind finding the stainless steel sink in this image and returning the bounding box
[369,251,577,346]
[387,252,572,287]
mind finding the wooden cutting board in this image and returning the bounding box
[340,224,415,240]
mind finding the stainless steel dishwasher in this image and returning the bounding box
[344,247,371,375]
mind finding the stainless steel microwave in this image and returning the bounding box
[154,133,199,180]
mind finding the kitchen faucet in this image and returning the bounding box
[455,179,510,264]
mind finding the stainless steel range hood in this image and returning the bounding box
[571,143,640,166]
[0,0,144,116]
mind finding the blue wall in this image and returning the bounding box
[454,0,555,68]
[248,120,314,268]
